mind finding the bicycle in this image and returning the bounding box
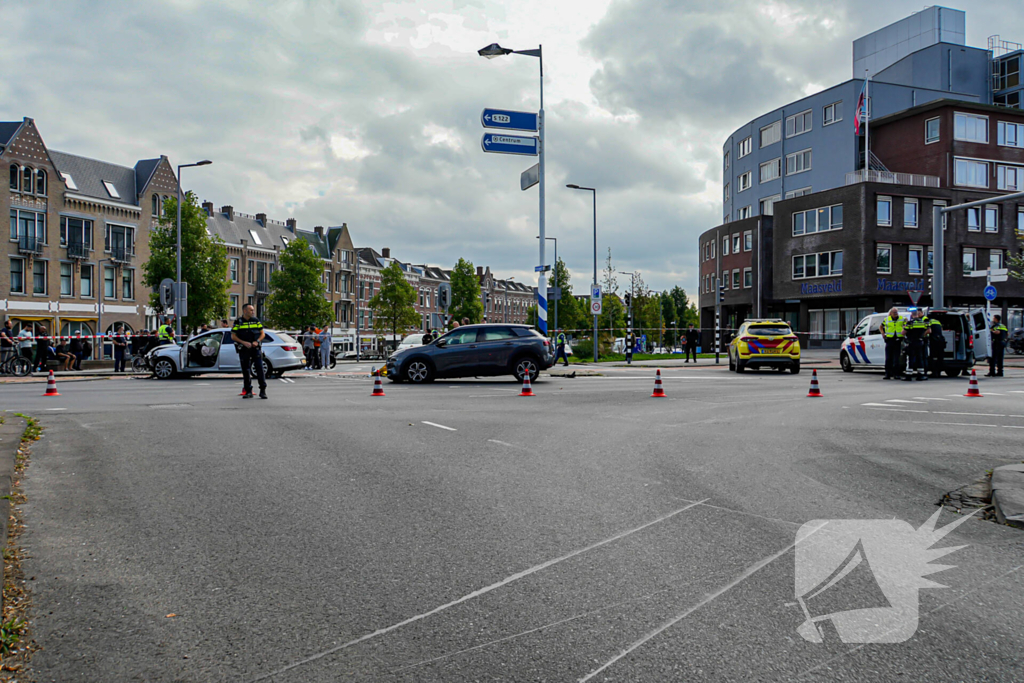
[0,352,33,377]
[131,351,153,375]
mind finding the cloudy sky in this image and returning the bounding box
[2,0,1021,297]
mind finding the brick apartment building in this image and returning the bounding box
[1,117,179,359]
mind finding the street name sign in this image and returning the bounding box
[591,300,602,315]
[535,265,551,272]
[521,163,539,191]
[481,109,538,132]
[984,285,997,301]
[482,133,538,157]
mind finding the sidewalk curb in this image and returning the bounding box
[0,415,26,611]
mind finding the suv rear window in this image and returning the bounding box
[747,325,791,336]
[511,327,540,338]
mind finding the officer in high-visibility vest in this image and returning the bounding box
[157,317,176,345]
[903,309,929,381]
[927,314,945,377]
[231,303,267,399]
[987,314,1008,377]
[881,307,905,380]
[555,330,569,367]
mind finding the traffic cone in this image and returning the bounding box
[371,374,386,397]
[519,372,535,397]
[964,369,982,397]
[650,368,666,398]
[43,369,60,397]
[806,369,823,397]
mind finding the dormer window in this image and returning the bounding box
[102,180,120,198]
[248,229,262,245]
[9,164,18,190]
[282,237,289,246]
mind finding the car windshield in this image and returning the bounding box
[747,325,791,336]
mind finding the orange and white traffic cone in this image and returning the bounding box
[650,368,666,398]
[806,369,822,398]
[43,369,60,397]
[371,374,386,397]
[519,372,535,397]
[964,369,982,397]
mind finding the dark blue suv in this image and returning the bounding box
[386,324,555,383]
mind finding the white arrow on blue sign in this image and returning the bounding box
[482,133,539,157]
[481,109,538,132]
[984,285,997,301]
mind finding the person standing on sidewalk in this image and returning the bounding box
[112,326,128,372]
[231,303,267,399]
[34,325,49,372]
[987,314,1007,377]
[684,324,699,363]
[555,330,570,367]
[881,308,904,380]
[0,320,14,366]
[318,326,332,370]
[17,325,33,363]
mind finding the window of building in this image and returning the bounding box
[985,205,998,233]
[738,205,752,219]
[59,216,93,249]
[876,244,892,274]
[823,102,842,126]
[230,295,239,319]
[10,208,46,242]
[786,110,812,137]
[738,137,752,158]
[962,248,976,275]
[152,194,159,216]
[723,150,730,172]
[793,205,842,235]
[732,270,741,289]
[738,171,752,192]
[792,251,842,279]
[785,187,811,199]
[722,236,730,256]
[733,234,741,253]
[991,250,1004,271]
[81,265,93,297]
[105,224,135,257]
[35,169,46,195]
[121,269,133,299]
[954,159,989,188]
[996,92,1023,108]
[759,158,781,183]
[33,260,47,294]
[248,229,263,245]
[877,196,892,226]
[927,247,934,275]
[22,167,32,193]
[103,266,116,298]
[743,268,753,288]
[786,149,811,175]
[723,183,730,203]
[997,121,1024,148]
[9,165,18,191]
[229,258,239,283]
[711,240,716,259]
[925,117,941,144]
[247,260,255,284]
[904,198,918,228]
[9,258,24,293]
[60,262,73,296]
[954,113,989,143]
[60,172,77,191]
[760,121,781,147]
[995,56,1021,90]
[744,231,753,251]
[1019,206,1024,235]
[997,165,1023,191]
[967,207,981,231]
[909,246,923,275]
[760,195,780,216]
[102,180,120,199]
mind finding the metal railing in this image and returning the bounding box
[67,241,88,259]
[256,278,270,294]
[18,234,43,254]
[845,170,941,188]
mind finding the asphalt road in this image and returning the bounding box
[3,363,1023,682]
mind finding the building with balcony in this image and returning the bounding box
[1,117,178,359]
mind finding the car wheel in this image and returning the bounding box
[735,359,746,373]
[944,368,961,378]
[405,359,433,383]
[840,352,854,373]
[790,362,801,374]
[153,358,176,379]
[513,356,540,382]
[252,358,272,378]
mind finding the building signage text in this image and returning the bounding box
[877,278,926,292]
[800,280,843,295]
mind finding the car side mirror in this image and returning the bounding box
[435,339,446,348]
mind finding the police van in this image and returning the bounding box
[839,308,981,377]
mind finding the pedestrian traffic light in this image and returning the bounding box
[624,293,632,307]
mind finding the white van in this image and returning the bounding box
[839,308,979,377]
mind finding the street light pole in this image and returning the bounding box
[175,160,212,342]
[566,184,597,362]
[479,43,546,335]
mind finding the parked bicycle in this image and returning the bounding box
[0,353,32,377]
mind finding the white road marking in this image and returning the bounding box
[862,402,902,407]
[44,407,66,411]
[885,399,925,404]
[1010,391,1024,394]
[422,421,457,431]
[487,439,516,447]
[251,499,710,683]
[912,397,951,401]
[864,407,930,413]
[933,411,1009,417]
[579,522,828,682]
[985,392,1007,396]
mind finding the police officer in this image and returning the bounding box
[987,314,1007,377]
[112,325,128,373]
[555,330,569,367]
[903,309,929,381]
[231,303,267,399]
[158,317,176,345]
[881,307,904,380]
[927,314,945,377]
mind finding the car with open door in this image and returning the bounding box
[147,328,305,379]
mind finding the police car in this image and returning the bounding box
[839,308,978,377]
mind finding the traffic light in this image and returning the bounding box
[624,292,632,307]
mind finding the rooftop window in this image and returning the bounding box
[102,180,120,198]
[249,229,263,245]
[61,172,77,191]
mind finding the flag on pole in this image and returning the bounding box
[854,83,867,135]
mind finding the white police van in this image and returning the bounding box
[839,308,983,377]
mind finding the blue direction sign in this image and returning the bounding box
[481,108,538,132]
[984,285,997,301]
[482,133,538,156]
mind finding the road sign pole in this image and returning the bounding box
[536,46,547,337]
[987,268,992,323]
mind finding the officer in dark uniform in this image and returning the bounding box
[555,330,570,367]
[927,314,945,377]
[987,314,1007,377]
[231,303,267,399]
[903,310,928,381]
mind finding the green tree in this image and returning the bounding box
[143,192,230,331]
[264,237,333,329]
[369,261,420,340]
[661,292,679,347]
[548,258,583,332]
[450,258,483,324]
